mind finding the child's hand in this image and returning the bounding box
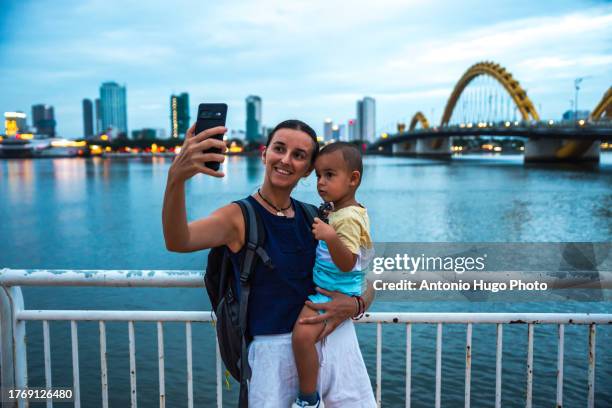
[312,217,336,242]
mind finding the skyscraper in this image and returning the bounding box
[355,101,363,141]
[356,97,376,142]
[170,92,190,138]
[246,95,262,142]
[323,118,333,141]
[338,124,347,142]
[100,82,128,137]
[95,98,101,135]
[331,123,340,140]
[348,119,357,141]
[31,104,56,137]
[82,99,94,138]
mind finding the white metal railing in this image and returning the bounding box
[1,268,610,408]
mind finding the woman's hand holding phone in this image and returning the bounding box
[168,123,228,182]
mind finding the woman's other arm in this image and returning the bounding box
[299,283,375,341]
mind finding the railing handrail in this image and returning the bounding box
[0,268,203,287]
[12,309,612,324]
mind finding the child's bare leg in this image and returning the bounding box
[292,305,325,395]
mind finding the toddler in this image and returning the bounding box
[291,142,373,408]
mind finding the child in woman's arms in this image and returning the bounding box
[291,142,373,408]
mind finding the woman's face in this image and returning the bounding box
[262,128,316,189]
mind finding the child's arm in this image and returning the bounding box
[312,217,357,272]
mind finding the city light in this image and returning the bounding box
[578,119,585,126]
[100,134,108,141]
[381,133,388,139]
[505,121,511,127]
[51,139,87,148]
[229,141,243,153]
[4,112,26,118]
[548,120,554,125]
[481,143,500,151]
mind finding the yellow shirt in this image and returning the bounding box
[328,205,372,255]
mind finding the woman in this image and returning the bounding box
[162,119,375,407]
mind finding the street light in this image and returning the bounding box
[574,76,591,124]
[574,78,583,123]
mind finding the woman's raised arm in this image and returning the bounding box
[162,124,241,253]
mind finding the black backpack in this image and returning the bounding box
[204,198,318,407]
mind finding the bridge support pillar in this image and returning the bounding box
[415,138,452,158]
[524,139,600,163]
[392,141,417,156]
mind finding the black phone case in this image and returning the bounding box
[195,103,227,171]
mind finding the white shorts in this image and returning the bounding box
[248,320,376,408]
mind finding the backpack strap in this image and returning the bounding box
[233,198,273,407]
[295,199,318,226]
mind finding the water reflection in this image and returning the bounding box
[5,160,35,205]
[52,159,86,203]
[245,155,263,183]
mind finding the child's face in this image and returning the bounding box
[314,150,358,203]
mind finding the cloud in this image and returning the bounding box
[0,0,610,136]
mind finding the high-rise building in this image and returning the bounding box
[170,92,190,138]
[4,112,27,136]
[323,118,333,141]
[95,98,102,135]
[82,99,94,138]
[355,101,363,141]
[331,124,340,140]
[261,126,273,141]
[348,119,357,141]
[356,97,376,142]
[31,104,56,137]
[246,95,262,142]
[338,124,347,142]
[100,82,128,137]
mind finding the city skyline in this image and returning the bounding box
[1,0,611,138]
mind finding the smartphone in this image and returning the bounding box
[195,103,227,171]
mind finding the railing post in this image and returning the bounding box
[0,285,28,408]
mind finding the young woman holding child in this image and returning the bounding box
[162,119,376,407]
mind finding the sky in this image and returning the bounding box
[1,0,611,138]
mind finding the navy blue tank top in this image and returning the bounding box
[229,195,317,336]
